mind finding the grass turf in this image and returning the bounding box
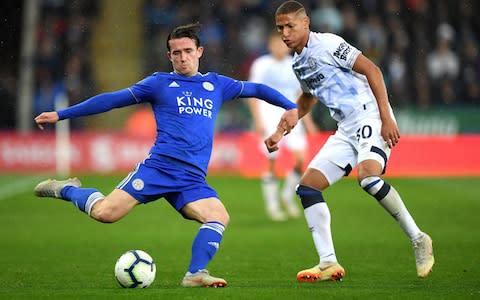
[0,175,479,299]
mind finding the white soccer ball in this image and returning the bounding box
[114,250,156,288]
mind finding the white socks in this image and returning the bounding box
[304,202,338,265]
[360,176,423,241]
[261,173,282,214]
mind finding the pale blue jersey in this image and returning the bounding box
[292,32,374,122]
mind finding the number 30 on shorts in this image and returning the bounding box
[356,125,372,141]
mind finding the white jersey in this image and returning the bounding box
[249,53,306,154]
[249,54,301,121]
[292,32,375,122]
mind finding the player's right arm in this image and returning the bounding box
[34,89,137,130]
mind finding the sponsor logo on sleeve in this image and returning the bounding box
[333,42,351,61]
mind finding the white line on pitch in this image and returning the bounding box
[0,175,43,202]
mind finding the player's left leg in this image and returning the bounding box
[180,197,229,288]
[357,159,434,278]
[34,177,106,216]
[34,177,140,222]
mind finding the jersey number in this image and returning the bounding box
[356,125,372,141]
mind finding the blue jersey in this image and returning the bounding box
[57,71,296,177]
[128,71,242,175]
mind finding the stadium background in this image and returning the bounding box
[0,0,479,176]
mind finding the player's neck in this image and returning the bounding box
[173,70,199,77]
[294,30,310,54]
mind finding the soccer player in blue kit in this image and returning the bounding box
[266,1,434,282]
[33,23,298,288]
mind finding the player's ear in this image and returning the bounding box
[197,46,204,58]
[303,16,310,29]
[167,51,172,61]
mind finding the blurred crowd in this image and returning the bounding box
[32,0,98,129]
[1,0,479,131]
[144,0,480,111]
[144,0,480,130]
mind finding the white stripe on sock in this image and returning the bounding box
[85,192,104,216]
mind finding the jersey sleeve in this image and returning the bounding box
[217,74,244,100]
[128,74,157,103]
[323,33,361,70]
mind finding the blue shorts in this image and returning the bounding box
[117,155,218,212]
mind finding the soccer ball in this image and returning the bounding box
[114,250,156,288]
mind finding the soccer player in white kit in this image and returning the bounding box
[266,1,434,281]
[248,31,317,221]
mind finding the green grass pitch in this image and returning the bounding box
[0,174,479,299]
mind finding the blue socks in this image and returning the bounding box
[61,186,104,215]
[188,221,225,273]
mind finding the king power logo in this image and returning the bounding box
[177,91,213,118]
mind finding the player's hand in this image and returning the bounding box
[381,117,400,148]
[278,108,298,134]
[264,127,285,153]
[34,111,60,130]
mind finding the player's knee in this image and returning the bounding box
[296,184,325,209]
[207,206,230,226]
[218,210,230,226]
[359,176,391,201]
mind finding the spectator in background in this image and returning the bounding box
[33,0,97,126]
[357,14,387,65]
[426,23,460,105]
[310,0,343,33]
[385,15,411,107]
[339,4,358,46]
[33,66,66,122]
[0,69,16,129]
[459,37,480,104]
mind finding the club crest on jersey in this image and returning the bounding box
[177,91,213,118]
[307,57,318,69]
[202,81,214,91]
[132,178,144,191]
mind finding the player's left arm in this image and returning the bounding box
[352,54,400,148]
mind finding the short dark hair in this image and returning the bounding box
[166,23,201,51]
[275,1,306,17]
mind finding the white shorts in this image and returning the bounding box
[308,103,394,184]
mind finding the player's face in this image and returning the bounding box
[167,37,204,76]
[275,12,310,54]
